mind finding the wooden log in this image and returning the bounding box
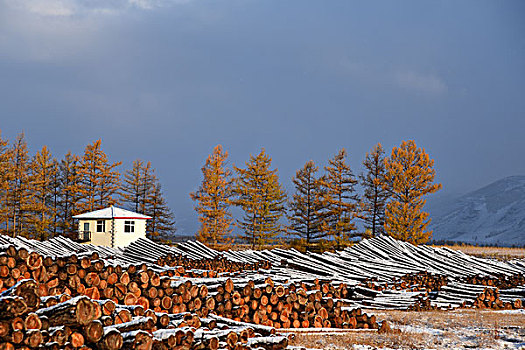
[1,279,40,311]
[121,330,153,350]
[105,317,155,333]
[36,296,98,327]
[24,313,42,330]
[84,320,104,344]
[100,329,123,350]
[24,329,43,348]
[0,297,27,319]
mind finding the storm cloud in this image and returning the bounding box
[1,0,524,234]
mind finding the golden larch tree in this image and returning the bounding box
[29,146,57,240]
[146,180,176,242]
[319,148,360,249]
[77,140,121,213]
[0,131,12,234]
[232,149,286,249]
[49,159,61,237]
[359,143,390,237]
[58,151,81,237]
[121,160,155,214]
[383,140,442,244]
[287,160,326,248]
[7,133,33,237]
[190,145,233,245]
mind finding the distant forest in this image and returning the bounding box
[0,131,175,241]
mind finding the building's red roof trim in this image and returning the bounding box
[113,217,151,220]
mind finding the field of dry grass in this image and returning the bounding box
[205,241,525,260]
[434,245,525,260]
[288,309,525,349]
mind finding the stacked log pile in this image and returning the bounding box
[0,243,376,330]
[1,234,524,315]
[156,253,271,274]
[361,272,448,293]
[408,282,525,311]
[463,273,525,289]
[1,279,291,350]
[203,277,377,330]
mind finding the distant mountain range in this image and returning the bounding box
[429,176,525,247]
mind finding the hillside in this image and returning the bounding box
[430,175,525,246]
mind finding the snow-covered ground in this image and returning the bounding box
[289,308,525,349]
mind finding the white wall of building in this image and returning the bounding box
[77,218,147,248]
[113,219,147,248]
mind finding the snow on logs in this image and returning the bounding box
[0,233,524,323]
[0,244,381,350]
[0,277,291,350]
[156,253,272,274]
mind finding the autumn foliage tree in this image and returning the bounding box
[383,140,442,244]
[58,152,81,236]
[7,133,32,238]
[359,143,390,237]
[319,148,360,249]
[190,145,233,245]
[146,180,176,241]
[0,132,11,235]
[232,149,286,249]
[29,146,57,240]
[121,159,155,214]
[288,160,325,248]
[49,160,61,237]
[0,131,177,242]
[77,140,121,213]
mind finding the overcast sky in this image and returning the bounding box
[1,0,524,234]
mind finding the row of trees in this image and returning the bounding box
[191,140,441,249]
[0,131,175,241]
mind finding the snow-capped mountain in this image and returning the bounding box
[429,176,525,246]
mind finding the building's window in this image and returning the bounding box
[83,222,90,232]
[97,220,105,232]
[124,221,135,233]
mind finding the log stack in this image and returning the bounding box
[463,273,525,289]
[471,287,523,309]
[361,272,448,293]
[0,278,291,350]
[0,244,379,330]
[201,277,377,330]
[156,253,272,274]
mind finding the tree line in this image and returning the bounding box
[191,140,441,249]
[0,131,175,241]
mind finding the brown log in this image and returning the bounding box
[0,342,14,350]
[26,253,42,271]
[0,322,8,337]
[122,330,153,350]
[1,279,40,311]
[100,300,116,316]
[100,329,123,350]
[24,313,42,330]
[10,330,23,345]
[113,309,132,325]
[70,332,85,348]
[107,316,155,333]
[0,297,27,319]
[37,296,97,327]
[83,320,104,343]
[24,329,43,348]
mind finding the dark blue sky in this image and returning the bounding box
[1,0,524,234]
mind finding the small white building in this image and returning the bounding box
[73,206,151,248]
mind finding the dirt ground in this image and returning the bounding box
[287,309,525,349]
